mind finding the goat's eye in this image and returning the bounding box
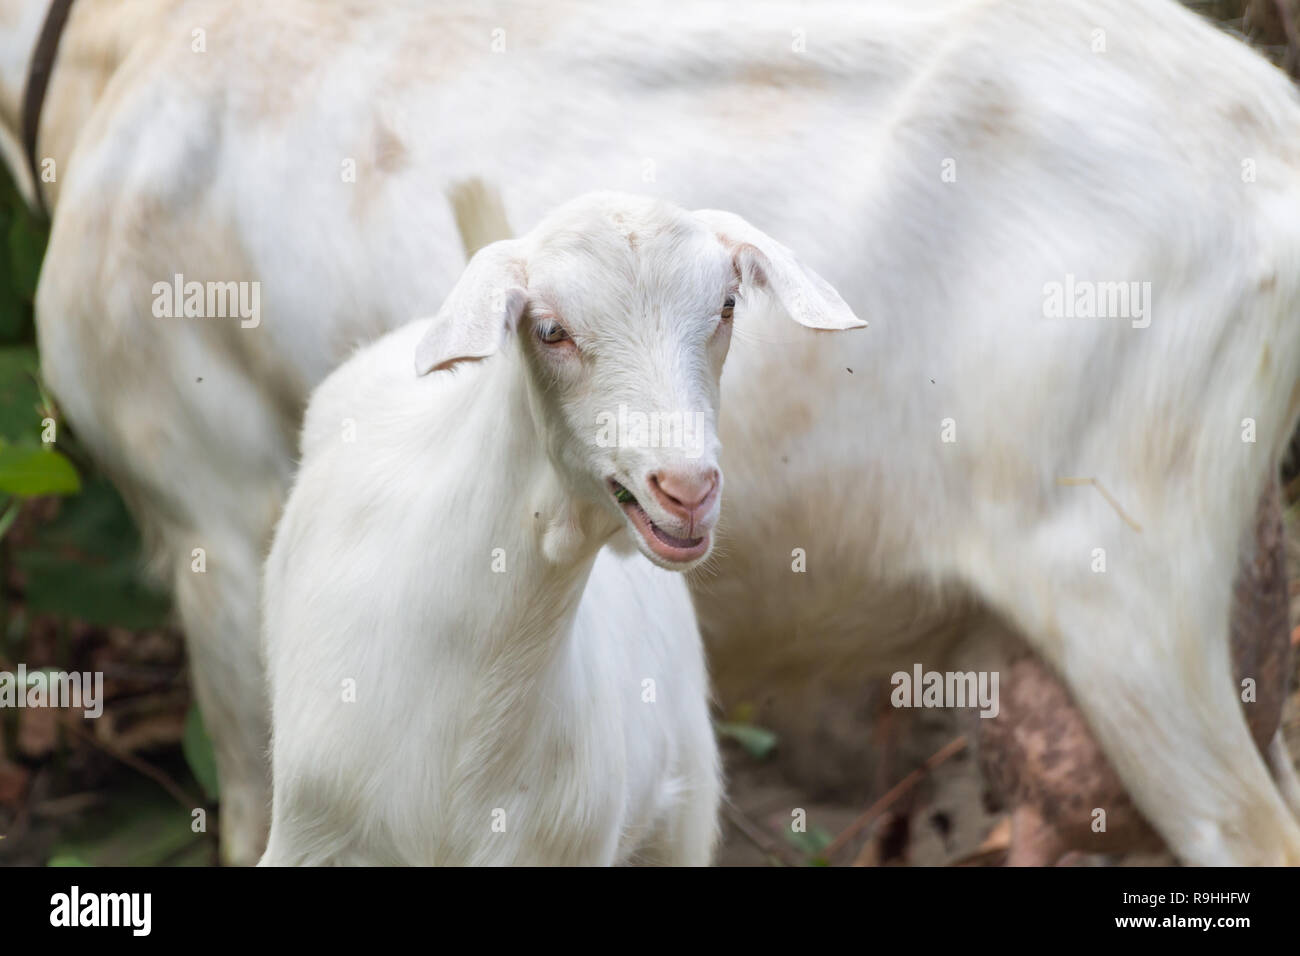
[536,321,570,345]
[720,295,736,321]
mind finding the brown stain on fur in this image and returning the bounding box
[350,121,411,220]
[372,122,409,174]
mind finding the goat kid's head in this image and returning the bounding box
[415,191,864,570]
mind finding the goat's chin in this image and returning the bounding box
[629,529,713,571]
[620,504,713,570]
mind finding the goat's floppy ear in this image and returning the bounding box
[693,209,865,331]
[415,239,528,375]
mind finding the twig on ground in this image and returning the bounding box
[946,815,1012,867]
[64,719,198,813]
[31,791,107,818]
[722,803,798,867]
[823,735,968,864]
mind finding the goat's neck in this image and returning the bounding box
[446,351,615,668]
[0,0,177,207]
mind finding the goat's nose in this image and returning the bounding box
[648,469,720,524]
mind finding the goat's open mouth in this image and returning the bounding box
[608,480,710,564]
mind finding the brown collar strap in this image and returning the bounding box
[20,0,77,217]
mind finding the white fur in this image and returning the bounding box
[8,0,1300,864]
[263,342,719,865]
[260,192,852,864]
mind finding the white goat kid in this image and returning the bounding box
[258,192,863,865]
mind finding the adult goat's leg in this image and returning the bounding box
[966,512,1300,865]
[173,527,272,866]
[976,477,1298,861]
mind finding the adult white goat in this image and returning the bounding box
[258,192,862,865]
[7,0,1300,864]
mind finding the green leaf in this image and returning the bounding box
[714,721,779,760]
[0,497,19,539]
[0,445,79,496]
[32,475,140,558]
[18,548,170,629]
[0,165,38,345]
[0,243,30,344]
[46,778,211,866]
[0,346,44,443]
[784,823,835,859]
[6,211,46,302]
[183,704,221,801]
[17,477,171,629]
